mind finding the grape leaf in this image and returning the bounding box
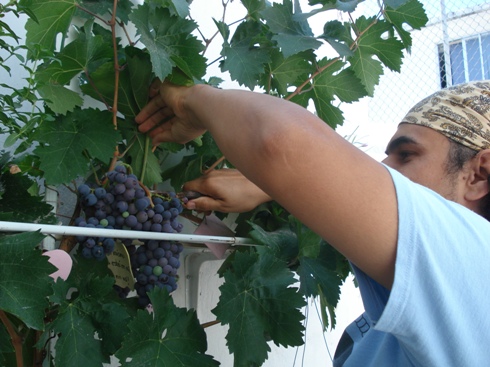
[241,0,269,21]
[248,223,299,262]
[81,62,141,118]
[125,132,163,187]
[36,20,113,86]
[261,0,322,58]
[40,255,132,365]
[349,17,404,95]
[294,58,366,128]
[385,0,428,48]
[33,108,121,185]
[212,247,305,367]
[318,20,354,57]
[125,47,153,111]
[116,288,219,367]
[37,84,83,115]
[77,0,133,23]
[302,0,362,13]
[150,0,190,18]
[0,171,57,224]
[297,243,344,330]
[24,0,77,57]
[0,232,54,330]
[130,3,206,81]
[220,21,271,89]
[383,0,411,8]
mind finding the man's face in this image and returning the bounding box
[382,123,466,203]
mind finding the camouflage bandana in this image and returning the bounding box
[400,80,490,151]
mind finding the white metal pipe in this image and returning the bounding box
[0,221,255,246]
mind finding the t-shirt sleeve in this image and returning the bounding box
[357,165,490,366]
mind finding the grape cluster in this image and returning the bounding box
[130,239,184,307]
[74,164,187,306]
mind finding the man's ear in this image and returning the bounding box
[465,149,490,202]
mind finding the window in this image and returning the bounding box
[438,33,490,88]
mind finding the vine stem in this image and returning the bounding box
[0,310,23,367]
[203,156,226,174]
[201,320,221,328]
[110,0,120,129]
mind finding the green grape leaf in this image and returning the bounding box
[263,49,314,95]
[319,20,354,57]
[383,0,411,8]
[150,0,190,18]
[125,132,163,187]
[36,20,113,86]
[349,51,384,97]
[293,58,366,128]
[291,217,322,258]
[241,0,269,21]
[297,241,346,328]
[0,232,54,330]
[0,172,57,224]
[37,84,83,115]
[81,62,140,118]
[47,305,106,366]
[24,0,77,57]
[116,288,219,367]
[248,222,299,262]
[349,17,404,95]
[130,4,206,81]
[41,255,132,365]
[33,108,121,185]
[261,0,322,58]
[385,0,428,48]
[220,21,271,89]
[125,47,153,111]
[212,247,305,367]
[77,0,133,23]
[307,0,362,12]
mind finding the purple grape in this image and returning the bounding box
[151,223,162,232]
[78,184,91,196]
[94,187,106,199]
[136,211,148,223]
[115,165,127,174]
[125,215,137,228]
[135,197,150,211]
[83,193,97,206]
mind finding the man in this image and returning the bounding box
[135,80,490,366]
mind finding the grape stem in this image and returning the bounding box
[0,310,23,367]
[201,319,220,329]
[138,180,154,207]
[203,155,226,174]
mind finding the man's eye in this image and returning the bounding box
[398,151,412,160]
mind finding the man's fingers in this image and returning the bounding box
[135,95,168,125]
[185,197,223,212]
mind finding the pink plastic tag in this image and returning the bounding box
[43,249,73,281]
[193,213,234,259]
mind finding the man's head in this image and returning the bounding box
[383,80,490,218]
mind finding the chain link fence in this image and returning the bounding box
[343,0,490,160]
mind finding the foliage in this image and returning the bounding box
[0,0,428,366]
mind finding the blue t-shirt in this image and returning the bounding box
[333,166,490,367]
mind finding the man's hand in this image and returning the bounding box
[182,169,272,213]
[135,81,208,145]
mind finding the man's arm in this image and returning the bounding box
[135,83,398,289]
